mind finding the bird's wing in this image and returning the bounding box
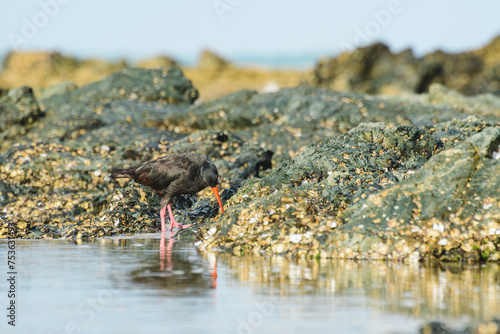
[132,155,192,192]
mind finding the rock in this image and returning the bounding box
[420,319,500,334]
[1,63,499,263]
[36,81,77,101]
[427,83,500,117]
[0,86,42,150]
[14,68,198,149]
[0,129,274,239]
[197,49,231,72]
[420,321,464,334]
[314,43,420,95]
[0,139,171,239]
[135,55,178,69]
[25,100,188,146]
[0,180,29,207]
[196,120,500,261]
[347,122,441,161]
[0,51,80,88]
[465,126,500,157]
[0,86,42,132]
[342,126,500,261]
[427,117,500,150]
[0,50,306,102]
[312,35,500,96]
[0,51,126,88]
[167,130,274,185]
[57,67,199,104]
[162,86,478,163]
[196,122,444,256]
[184,54,305,101]
[21,84,489,158]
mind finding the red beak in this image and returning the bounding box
[211,186,224,214]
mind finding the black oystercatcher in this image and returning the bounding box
[109,153,224,233]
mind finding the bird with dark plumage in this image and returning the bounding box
[109,153,224,233]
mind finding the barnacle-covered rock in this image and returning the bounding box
[197,122,500,261]
[168,130,273,186]
[160,86,488,163]
[340,127,500,261]
[0,128,273,240]
[1,62,499,265]
[197,122,441,255]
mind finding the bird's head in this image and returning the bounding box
[201,161,219,188]
[201,162,224,214]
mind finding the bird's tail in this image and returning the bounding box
[105,168,130,182]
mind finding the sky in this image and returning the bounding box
[1,0,499,67]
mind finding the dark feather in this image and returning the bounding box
[109,153,215,204]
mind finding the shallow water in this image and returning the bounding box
[1,235,499,334]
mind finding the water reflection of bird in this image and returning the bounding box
[110,153,224,233]
[127,235,217,295]
[160,232,176,272]
[160,234,217,287]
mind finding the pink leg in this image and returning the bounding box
[167,203,191,230]
[160,206,167,234]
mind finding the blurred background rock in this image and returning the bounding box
[1,35,499,103]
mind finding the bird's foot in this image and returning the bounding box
[166,203,191,230]
[169,221,192,230]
